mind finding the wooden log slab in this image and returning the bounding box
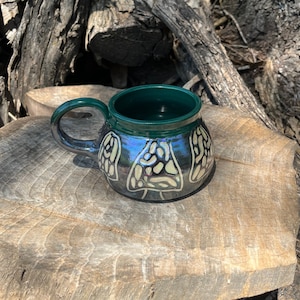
[24,85,121,116]
[0,86,299,299]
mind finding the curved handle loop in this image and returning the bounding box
[50,97,109,157]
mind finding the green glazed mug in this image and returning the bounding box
[51,84,215,202]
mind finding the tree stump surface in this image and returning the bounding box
[24,85,121,116]
[0,85,299,299]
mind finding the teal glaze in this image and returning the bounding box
[51,84,215,202]
[108,84,201,136]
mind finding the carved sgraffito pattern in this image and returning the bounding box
[98,132,121,181]
[189,126,214,183]
[127,140,183,200]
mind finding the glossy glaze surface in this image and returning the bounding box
[51,85,215,201]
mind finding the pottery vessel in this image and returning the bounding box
[51,84,215,202]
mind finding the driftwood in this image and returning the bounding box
[0,85,298,299]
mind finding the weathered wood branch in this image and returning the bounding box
[140,0,276,130]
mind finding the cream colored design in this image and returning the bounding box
[189,126,214,183]
[127,140,183,200]
[98,131,121,181]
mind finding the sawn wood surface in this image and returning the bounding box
[0,86,298,299]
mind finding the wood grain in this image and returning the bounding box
[140,0,276,130]
[7,0,88,109]
[24,85,121,116]
[0,102,298,299]
[86,0,171,67]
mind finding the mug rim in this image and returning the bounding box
[108,84,202,127]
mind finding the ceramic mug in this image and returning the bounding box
[51,84,215,202]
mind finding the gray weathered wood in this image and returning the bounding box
[214,0,300,146]
[85,0,172,88]
[7,0,89,110]
[0,76,9,125]
[139,0,276,130]
[0,75,15,125]
[86,0,171,67]
[24,84,121,116]
[0,86,298,298]
[4,0,276,131]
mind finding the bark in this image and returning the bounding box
[3,0,291,131]
[0,76,9,125]
[140,0,276,130]
[7,0,90,111]
[220,0,300,144]
[1,0,298,135]
[86,0,171,67]
[85,0,172,88]
[0,76,14,125]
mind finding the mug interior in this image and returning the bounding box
[111,85,200,123]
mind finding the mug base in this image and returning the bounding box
[111,161,216,203]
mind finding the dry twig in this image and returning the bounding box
[214,5,248,45]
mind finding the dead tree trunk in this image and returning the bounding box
[0,76,9,125]
[3,0,276,130]
[7,0,90,113]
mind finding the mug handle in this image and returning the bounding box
[50,97,109,157]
